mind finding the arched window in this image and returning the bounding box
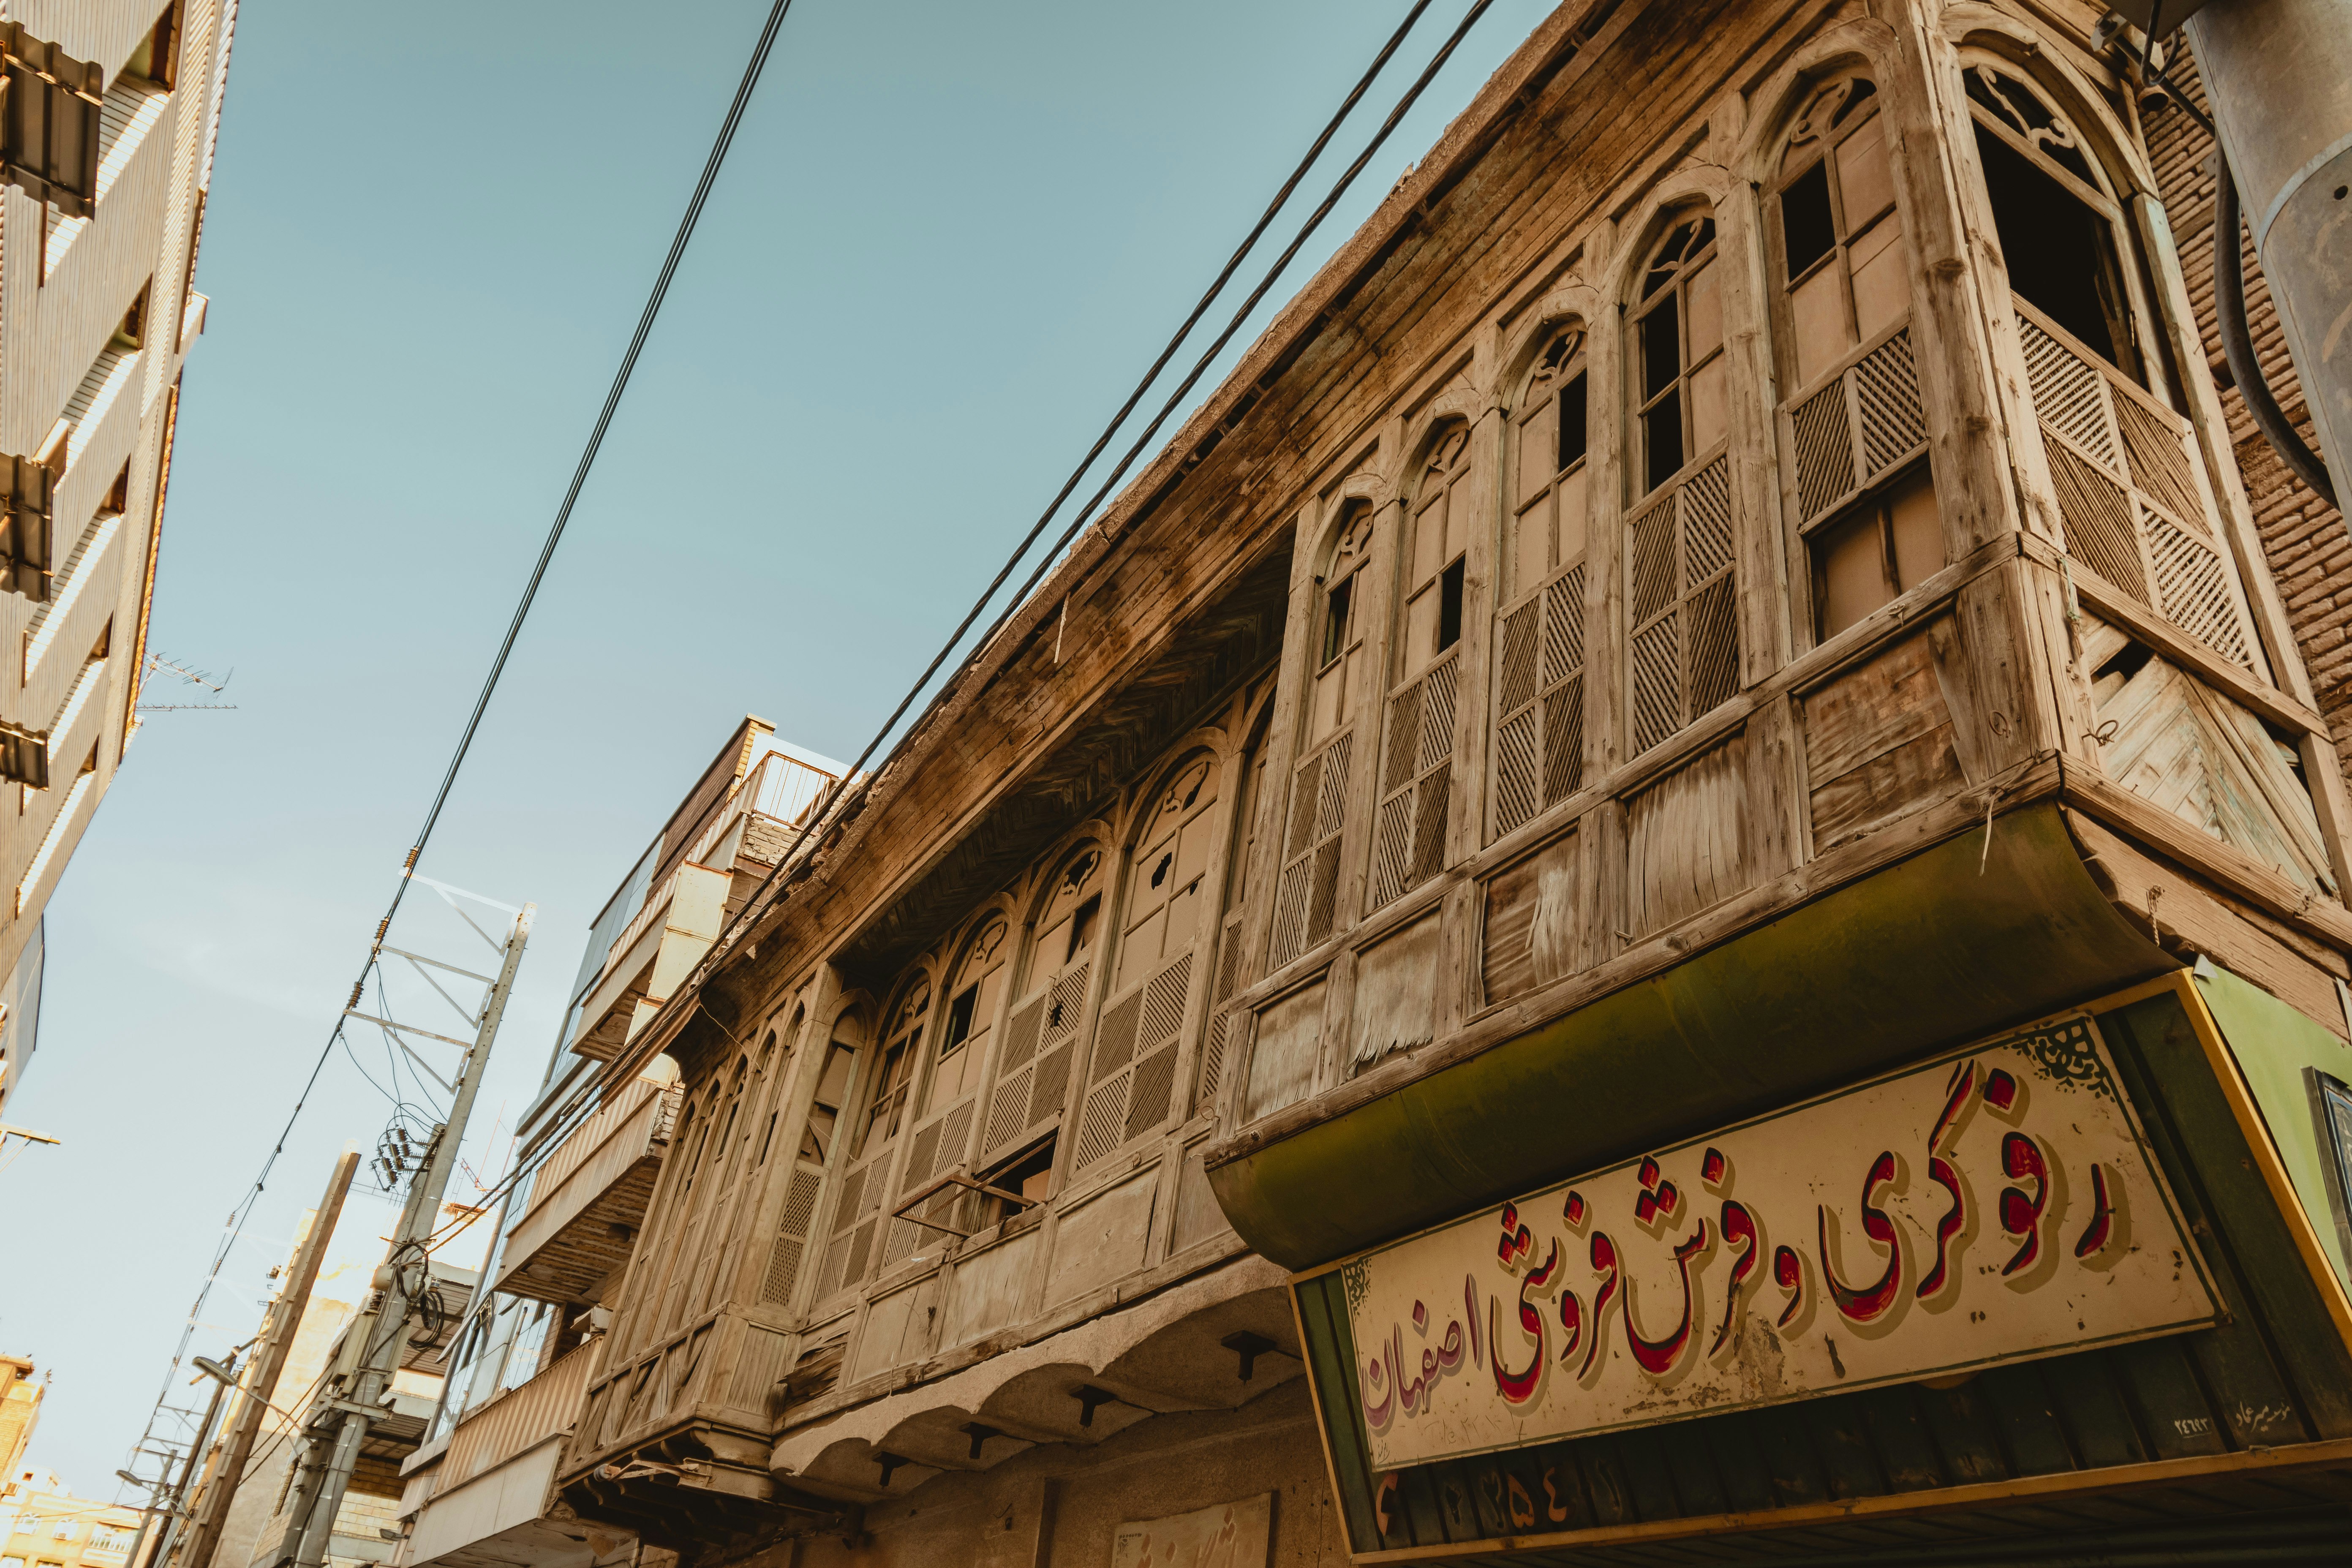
[858,983,928,1159]
[1509,328,1590,601]
[1965,58,2257,671]
[1200,706,1269,1111]
[1073,753,1223,1171]
[1309,502,1373,743]
[975,846,1107,1175]
[882,913,1012,1241]
[1625,208,1739,754]
[1775,77,1904,391]
[1965,63,2142,381]
[1370,428,1471,910]
[1274,510,1372,966]
[1632,214,1725,495]
[1402,426,1472,671]
[928,915,1009,1115]
[1767,73,1939,641]
[1494,327,1591,838]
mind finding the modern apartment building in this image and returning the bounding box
[387,3,2352,1564]
[0,0,236,1112]
[389,723,840,1568]
[0,1362,40,1486]
[3,1471,142,1568]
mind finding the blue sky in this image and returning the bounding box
[0,0,1551,1491]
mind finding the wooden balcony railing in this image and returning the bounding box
[498,1075,677,1300]
[433,1344,595,1498]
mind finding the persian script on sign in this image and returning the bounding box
[1340,1015,2219,1469]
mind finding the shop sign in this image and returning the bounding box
[1339,1015,2218,1469]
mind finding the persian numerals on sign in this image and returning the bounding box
[1340,1016,2219,1470]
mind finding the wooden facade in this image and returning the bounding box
[538,3,2352,1564]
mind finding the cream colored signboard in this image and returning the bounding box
[1340,1016,2218,1469]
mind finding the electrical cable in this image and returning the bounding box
[412,0,1487,1255]
[657,0,1501,1030]
[125,0,806,1494]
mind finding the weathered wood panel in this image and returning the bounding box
[1802,622,1968,847]
[1347,912,1440,1078]
[1626,732,1753,936]
[1481,828,1578,1007]
[2089,618,2336,898]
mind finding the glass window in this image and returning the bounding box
[1963,64,2142,381]
[1510,328,1590,600]
[798,1043,855,1165]
[928,916,1008,1111]
[1774,77,1908,390]
[1310,504,1374,744]
[855,986,926,1157]
[1630,214,1725,495]
[1403,427,1474,672]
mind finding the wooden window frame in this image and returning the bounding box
[1629,214,1725,501]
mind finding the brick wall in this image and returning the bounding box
[2147,47,2352,764]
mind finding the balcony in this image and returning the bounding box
[566,863,730,1061]
[401,1348,597,1568]
[496,1065,679,1305]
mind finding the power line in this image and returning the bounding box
[125,0,806,1492]
[424,0,1493,1250]
[661,0,1500,1025]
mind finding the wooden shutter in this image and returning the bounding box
[1268,733,1351,967]
[1492,565,1586,838]
[814,1132,892,1301]
[1072,951,1194,1170]
[976,957,1092,1169]
[1628,454,1739,755]
[1370,656,1457,908]
[1784,325,1927,525]
[0,455,54,603]
[757,1164,824,1307]
[1196,909,1247,1112]
[0,25,101,216]
[2016,305,2258,669]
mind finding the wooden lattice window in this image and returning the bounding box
[890,916,1007,1243]
[977,847,1105,1171]
[1963,63,2257,670]
[1494,329,1590,839]
[757,1014,828,1309]
[1074,754,1222,1170]
[1632,214,1726,496]
[826,983,928,1285]
[1774,77,1905,393]
[1272,510,1374,966]
[1371,429,1470,909]
[1625,213,1738,755]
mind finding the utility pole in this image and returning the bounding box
[261,902,534,1568]
[174,1149,359,1568]
[135,1372,231,1568]
[120,1367,228,1568]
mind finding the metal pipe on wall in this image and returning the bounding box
[2186,0,2352,499]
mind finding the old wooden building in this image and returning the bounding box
[406,1,2352,1564]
